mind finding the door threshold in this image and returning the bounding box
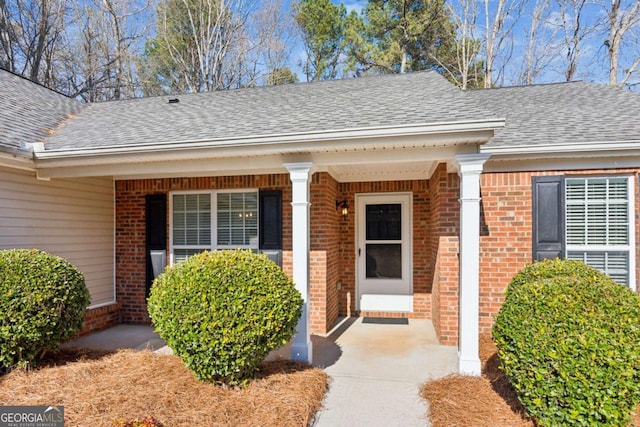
[362,317,409,325]
[359,294,413,312]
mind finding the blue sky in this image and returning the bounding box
[316,0,637,88]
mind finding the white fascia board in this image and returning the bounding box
[36,119,505,160]
[481,140,640,172]
[484,155,640,173]
[481,140,640,157]
[39,144,471,180]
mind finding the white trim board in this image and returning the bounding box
[359,294,413,312]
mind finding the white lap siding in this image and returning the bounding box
[0,167,115,307]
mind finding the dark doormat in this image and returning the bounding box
[362,317,409,325]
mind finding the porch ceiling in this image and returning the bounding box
[328,161,438,182]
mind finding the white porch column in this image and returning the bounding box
[284,162,314,364]
[455,153,490,376]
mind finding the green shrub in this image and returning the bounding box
[506,257,614,296]
[0,249,90,370]
[494,260,640,426]
[147,250,303,385]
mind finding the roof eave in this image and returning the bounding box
[36,119,506,160]
[33,119,504,180]
[0,149,36,171]
[481,140,640,158]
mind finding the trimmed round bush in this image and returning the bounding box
[494,259,640,426]
[505,257,614,296]
[0,249,90,370]
[147,250,303,385]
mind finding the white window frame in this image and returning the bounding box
[564,175,635,288]
[169,189,259,265]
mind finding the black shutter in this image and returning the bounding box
[532,176,565,261]
[259,190,282,266]
[146,194,167,297]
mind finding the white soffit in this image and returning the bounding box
[328,161,438,182]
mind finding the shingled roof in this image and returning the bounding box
[0,69,85,155]
[3,68,639,159]
[42,71,499,151]
[468,81,640,150]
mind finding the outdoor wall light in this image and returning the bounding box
[336,200,349,218]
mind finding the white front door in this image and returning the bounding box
[356,193,412,312]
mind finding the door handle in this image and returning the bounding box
[358,248,361,257]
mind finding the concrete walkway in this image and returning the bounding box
[65,318,458,427]
[63,324,167,352]
[308,318,458,427]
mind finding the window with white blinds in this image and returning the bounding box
[216,192,258,247]
[171,190,258,263]
[565,177,632,285]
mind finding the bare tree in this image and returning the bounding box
[599,0,640,87]
[101,0,133,99]
[482,0,525,87]
[0,0,17,71]
[518,0,560,85]
[144,0,253,93]
[439,0,483,89]
[55,0,150,101]
[251,0,295,85]
[555,0,593,81]
[217,0,295,89]
[3,0,68,86]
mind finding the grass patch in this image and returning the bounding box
[0,348,328,426]
[421,334,640,427]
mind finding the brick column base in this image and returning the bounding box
[79,303,121,336]
[432,236,459,346]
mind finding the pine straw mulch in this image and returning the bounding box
[0,348,328,427]
[421,333,640,427]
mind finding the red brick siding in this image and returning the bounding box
[309,173,341,333]
[431,237,459,345]
[478,168,640,334]
[112,166,639,346]
[115,175,292,324]
[80,303,121,335]
[428,164,461,345]
[478,172,532,334]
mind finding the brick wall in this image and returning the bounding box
[477,168,640,334]
[431,236,459,345]
[80,303,121,336]
[115,175,292,324]
[478,172,532,333]
[337,179,432,319]
[113,166,639,345]
[428,164,461,345]
[309,172,341,333]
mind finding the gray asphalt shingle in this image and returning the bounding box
[43,71,498,151]
[0,69,85,154]
[3,68,639,156]
[467,81,640,148]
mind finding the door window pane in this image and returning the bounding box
[366,244,402,279]
[366,204,401,240]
